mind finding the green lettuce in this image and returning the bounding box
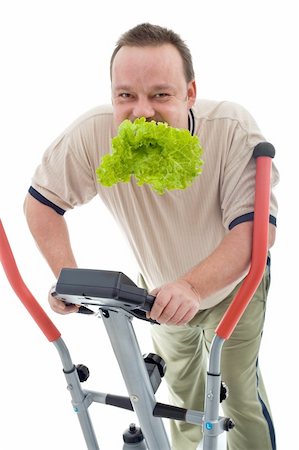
[96,117,204,195]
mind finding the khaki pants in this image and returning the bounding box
[150,268,276,450]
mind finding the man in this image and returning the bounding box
[24,23,279,450]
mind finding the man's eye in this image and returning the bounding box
[153,93,171,101]
[154,93,169,98]
[119,93,131,98]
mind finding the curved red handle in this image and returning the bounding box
[216,155,273,340]
[0,220,61,342]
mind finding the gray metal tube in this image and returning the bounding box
[202,335,225,450]
[53,338,100,450]
[101,310,170,450]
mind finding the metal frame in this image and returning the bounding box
[51,305,229,450]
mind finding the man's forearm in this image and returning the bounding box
[182,222,251,300]
[182,222,276,300]
[24,194,77,278]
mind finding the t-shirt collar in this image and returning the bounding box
[188,109,195,135]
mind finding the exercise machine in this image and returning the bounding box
[0,142,275,449]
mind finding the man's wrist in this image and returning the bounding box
[179,277,201,302]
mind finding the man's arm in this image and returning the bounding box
[148,222,276,325]
[24,193,79,314]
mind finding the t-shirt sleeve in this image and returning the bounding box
[31,123,98,212]
[220,108,279,230]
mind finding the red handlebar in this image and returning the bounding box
[216,154,273,340]
[0,220,61,342]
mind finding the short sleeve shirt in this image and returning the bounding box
[31,99,279,309]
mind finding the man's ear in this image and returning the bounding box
[187,80,197,108]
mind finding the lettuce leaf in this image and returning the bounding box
[96,117,204,194]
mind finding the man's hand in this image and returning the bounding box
[148,279,200,325]
[48,286,79,315]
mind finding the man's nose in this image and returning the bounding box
[132,98,155,120]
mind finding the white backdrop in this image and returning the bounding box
[0,1,298,449]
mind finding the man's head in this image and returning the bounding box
[110,23,196,129]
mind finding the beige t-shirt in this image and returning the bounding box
[31,99,279,309]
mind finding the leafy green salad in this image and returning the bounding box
[96,117,204,195]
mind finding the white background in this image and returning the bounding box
[0,1,298,449]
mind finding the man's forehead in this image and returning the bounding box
[112,45,185,83]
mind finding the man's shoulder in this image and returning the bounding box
[64,104,114,134]
[193,99,255,123]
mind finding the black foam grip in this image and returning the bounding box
[253,142,275,159]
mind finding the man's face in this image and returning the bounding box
[111,44,196,130]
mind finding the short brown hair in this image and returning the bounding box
[110,23,195,82]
